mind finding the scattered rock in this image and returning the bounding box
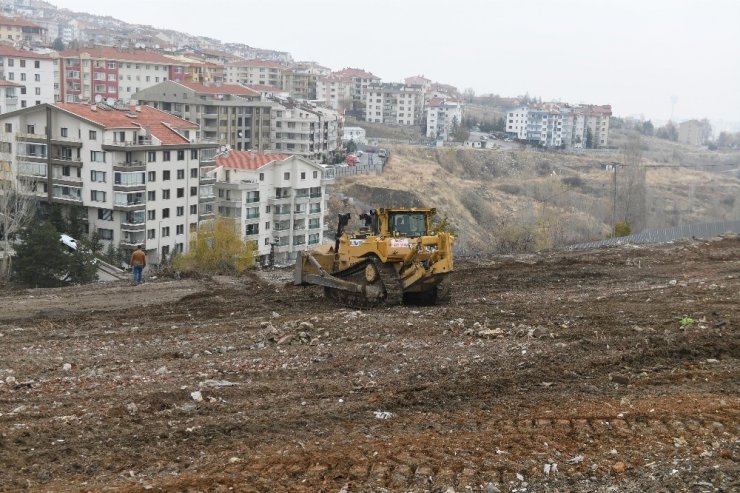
[155,366,168,375]
[277,334,293,345]
[610,374,630,385]
[612,461,626,474]
[190,391,203,402]
[477,328,503,338]
[199,380,238,388]
[126,402,138,415]
[62,363,72,371]
[484,482,500,493]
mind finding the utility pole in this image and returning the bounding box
[611,162,619,236]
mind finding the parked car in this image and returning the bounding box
[504,138,513,142]
[60,234,77,252]
[345,154,359,166]
[378,149,387,158]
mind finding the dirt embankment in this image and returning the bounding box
[0,237,738,492]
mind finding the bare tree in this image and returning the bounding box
[0,172,37,283]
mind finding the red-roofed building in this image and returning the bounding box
[331,67,380,117]
[0,15,46,44]
[52,48,188,104]
[0,102,219,264]
[208,151,334,264]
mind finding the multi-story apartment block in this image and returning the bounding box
[268,98,342,159]
[506,103,612,148]
[224,59,286,88]
[0,15,46,44]
[365,82,424,125]
[0,45,54,110]
[342,126,367,145]
[207,150,335,265]
[53,48,188,104]
[678,119,709,146]
[333,67,380,116]
[133,80,273,151]
[0,102,218,264]
[315,73,353,111]
[164,54,225,84]
[404,75,432,93]
[426,98,463,140]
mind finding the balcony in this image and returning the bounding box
[121,222,146,233]
[51,171,82,184]
[51,154,83,167]
[268,195,292,205]
[51,186,82,204]
[51,135,82,147]
[16,132,47,143]
[102,139,153,150]
[113,160,146,172]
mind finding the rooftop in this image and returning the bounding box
[0,15,42,29]
[0,44,51,59]
[333,67,380,80]
[55,103,198,145]
[59,47,186,65]
[215,150,289,170]
[176,81,260,97]
[228,58,286,69]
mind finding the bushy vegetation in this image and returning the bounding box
[172,217,256,274]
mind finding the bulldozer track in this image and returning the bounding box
[377,258,403,305]
[325,257,404,308]
[222,414,737,490]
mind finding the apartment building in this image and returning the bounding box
[53,48,188,104]
[315,73,353,111]
[365,82,424,125]
[133,80,273,151]
[164,55,225,84]
[0,15,46,44]
[0,79,22,113]
[342,126,367,145]
[0,44,54,110]
[426,97,463,140]
[268,98,342,159]
[0,102,218,264]
[678,119,708,146]
[506,103,612,148]
[208,150,335,265]
[404,75,432,92]
[333,67,380,116]
[224,59,286,88]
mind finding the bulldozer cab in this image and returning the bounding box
[388,211,427,237]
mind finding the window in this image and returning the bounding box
[147,190,156,201]
[147,151,156,162]
[90,190,106,202]
[177,169,184,179]
[60,127,68,138]
[191,149,198,159]
[259,172,264,181]
[162,189,170,199]
[163,170,170,180]
[176,225,184,235]
[300,171,306,179]
[284,172,290,180]
[35,87,41,95]
[147,171,156,182]
[4,123,11,133]
[176,206,184,216]
[190,186,197,196]
[177,150,185,161]
[34,60,40,69]
[89,130,97,140]
[163,150,171,161]
[98,209,113,221]
[147,229,156,239]
[98,228,114,240]
[313,171,318,179]
[162,208,170,218]
[90,170,106,182]
[27,124,34,134]
[90,151,106,162]
[176,188,184,198]
[147,210,156,220]
[161,226,170,237]
[190,204,197,215]
[190,168,198,178]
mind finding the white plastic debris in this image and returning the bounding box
[373,410,394,420]
[62,363,72,371]
[516,473,524,481]
[190,390,203,402]
[567,455,585,464]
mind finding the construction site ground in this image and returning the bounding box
[0,237,738,492]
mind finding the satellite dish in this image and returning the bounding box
[94,94,102,103]
[106,98,114,105]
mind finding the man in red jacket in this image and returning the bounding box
[130,245,146,284]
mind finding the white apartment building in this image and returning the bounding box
[315,74,353,111]
[0,80,22,113]
[506,103,612,148]
[365,82,424,125]
[426,97,463,140]
[342,126,367,145]
[208,151,335,265]
[268,97,342,160]
[0,44,54,110]
[332,68,380,116]
[0,102,218,264]
[224,59,286,87]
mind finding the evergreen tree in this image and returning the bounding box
[51,37,65,51]
[67,206,85,239]
[12,220,68,287]
[48,205,66,234]
[66,236,98,284]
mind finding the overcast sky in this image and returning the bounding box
[55,0,740,124]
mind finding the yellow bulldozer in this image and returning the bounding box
[294,208,454,306]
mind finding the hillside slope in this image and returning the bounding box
[332,141,740,253]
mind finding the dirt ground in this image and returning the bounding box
[1,238,738,492]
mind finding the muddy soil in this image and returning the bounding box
[1,238,738,492]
